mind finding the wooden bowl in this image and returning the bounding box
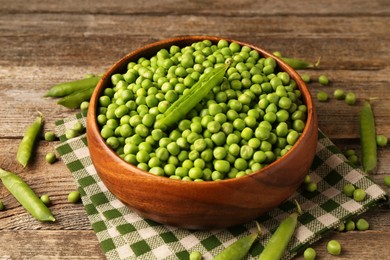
[87,36,318,230]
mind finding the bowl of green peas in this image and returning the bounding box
[86,36,318,229]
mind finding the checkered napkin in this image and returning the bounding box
[55,112,387,260]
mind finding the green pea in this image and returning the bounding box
[345,220,355,231]
[40,194,51,206]
[353,188,366,202]
[356,218,369,231]
[214,160,230,174]
[65,129,79,139]
[44,131,57,141]
[189,251,202,260]
[342,183,355,197]
[384,175,390,187]
[0,201,4,211]
[327,240,341,256]
[305,182,317,192]
[303,247,316,260]
[318,75,329,85]
[45,152,57,164]
[317,91,329,102]
[345,92,356,105]
[68,191,81,203]
[376,134,388,147]
[333,89,345,100]
[301,74,311,83]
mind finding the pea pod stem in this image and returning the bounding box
[360,100,377,173]
[214,222,262,260]
[258,200,302,260]
[156,62,230,129]
[0,168,55,222]
[57,86,96,109]
[44,76,101,97]
[16,112,43,168]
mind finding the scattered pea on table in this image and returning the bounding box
[45,152,57,164]
[384,176,390,187]
[68,191,81,203]
[301,73,311,83]
[345,92,357,105]
[189,251,202,260]
[376,134,388,147]
[318,75,329,85]
[327,240,342,255]
[40,194,51,206]
[356,218,369,231]
[303,247,316,260]
[343,183,356,197]
[317,91,329,102]
[345,220,355,231]
[353,188,367,202]
[333,89,345,100]
[44,131,57,141]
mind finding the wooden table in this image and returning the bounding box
[0,1,389,259]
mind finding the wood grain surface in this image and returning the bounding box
[0,0,389,259]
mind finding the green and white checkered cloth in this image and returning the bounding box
[55,112,387,260]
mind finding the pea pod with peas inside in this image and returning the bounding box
[359,101,377,173]
[16,113,43,168]
[155,61,230,130]
[0,168,55,222]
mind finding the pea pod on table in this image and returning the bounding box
[44,76,101,97]
[0,168,55,222]
[359,101,377,173]
[214,222,261,260]
[57,86,96,109]
[258,201,302,260]
[16,113,43,167]
[280,57,320,70]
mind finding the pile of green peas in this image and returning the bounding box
[96,39,308,181]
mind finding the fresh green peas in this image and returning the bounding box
[318,75,329,85]
[44,131,57,141]
[333,89,345,100]
[345,220,355,231]
[66,129,79,139]
[303,247,316,260]
[327,240,341,256]
[356,218,369,231]
[305,182,317,192]
[384,175,390,187]
[189,251,202,260]
[68,191,81,203]
[40,194,51,206]
[301,74,311,83]
[316,91,329,102]
[353,188,366,202]
[45,152,57,164]
[345,92,356,105]
[343,183,355,197]
[376,134,388,147]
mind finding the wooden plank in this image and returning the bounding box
[0,230,105,259]
[1,0,389,16]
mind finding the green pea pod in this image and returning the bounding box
[360,101,377,173]
[156,62,230,129]
[16,113,43,168]
[57,87,95,109]
[44,76,101,97]
[281,57,320,70]
[258,202,301,260]
[0,168,55,222]
[214,222,261,260]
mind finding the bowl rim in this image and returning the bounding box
[87,35,317,186]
